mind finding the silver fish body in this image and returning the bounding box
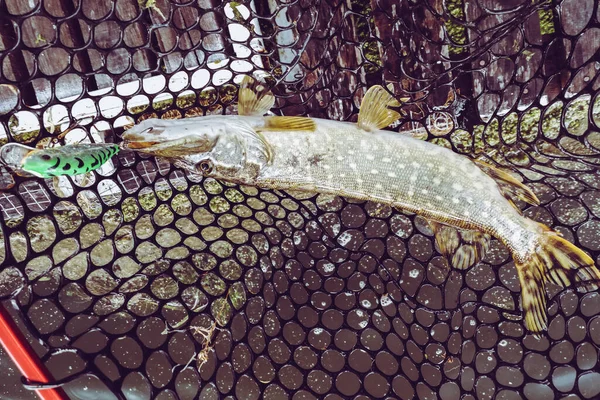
[131,116,536,260]
[122,113,600,333]
[255,118,535,256]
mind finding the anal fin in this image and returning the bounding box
[357,85,406,132]
[516,261,548,333]
[430,221,491,270]
[474,160,540,206]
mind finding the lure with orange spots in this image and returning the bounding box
[122,76,600,334]
[0,143,120,178]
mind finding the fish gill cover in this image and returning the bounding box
[0,0,599,399]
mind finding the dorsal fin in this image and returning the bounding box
[429,221,491,270]
[357,85,403,132]
[260,116,316,132]
[473,159,540,207]
[238,75,275,116]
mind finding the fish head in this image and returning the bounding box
[120,118,219,156]
[121,116,271,184]
[179,118,272,184]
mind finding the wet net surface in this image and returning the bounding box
[0,0,600,399]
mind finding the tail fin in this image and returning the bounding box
[515,224,600,333]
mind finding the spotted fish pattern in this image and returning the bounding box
[120,81,600,334]
[21,143,120,178]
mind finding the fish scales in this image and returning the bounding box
[128,115,534,260]
[255,118,534,259]
[121,81,600,334]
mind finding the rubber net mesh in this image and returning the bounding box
[0,0,600,399]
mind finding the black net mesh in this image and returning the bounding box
[1,0,600,399]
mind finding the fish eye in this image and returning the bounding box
[197,159,213,175]
[41,154,51,161]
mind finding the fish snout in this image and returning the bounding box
[122,122,167,140]
[120,120,180,153]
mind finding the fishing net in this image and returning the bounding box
[0,0,599,398]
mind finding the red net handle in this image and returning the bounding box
[0,303,68,400]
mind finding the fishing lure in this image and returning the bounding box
[0,143,120,178]
[122,76,600,334]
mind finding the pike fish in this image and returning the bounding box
[0,143,119,178]
[122,76,600,333]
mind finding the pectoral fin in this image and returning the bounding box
[429,221,491,270]
[238,75,275,116]
[260,116,316,132]
[357,85,405,132]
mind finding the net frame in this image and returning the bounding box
[0,0,599,399]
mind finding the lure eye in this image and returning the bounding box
[41,154,51,161]
[196,159,214,175]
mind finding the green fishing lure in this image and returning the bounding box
[19,143,120,178]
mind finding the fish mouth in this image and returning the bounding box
[120,120,171,143]
[119,140,162,150]
[121,128,164,145]
[120,135,217,157]
[120,127,167,151]
[121,119,219,157]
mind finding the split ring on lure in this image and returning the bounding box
[0,143,120,178]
